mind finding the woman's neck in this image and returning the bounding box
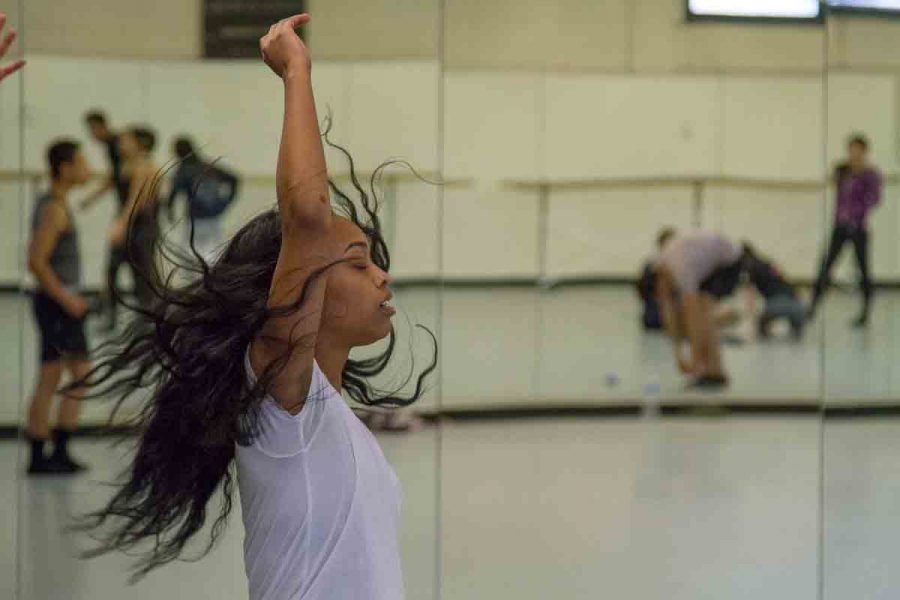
[314,337,350,391]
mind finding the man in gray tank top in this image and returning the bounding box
[24,140,93,475]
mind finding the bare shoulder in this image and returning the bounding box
[39,201,67,229]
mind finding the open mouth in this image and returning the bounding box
[379,299,396,316]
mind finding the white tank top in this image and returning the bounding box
[236,352,404,600]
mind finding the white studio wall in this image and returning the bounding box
[3,55,899,289]
[705,185,825,278]
[546,185,697,279]
[443,73,543,181]
[720,77,825,182]
[543,75,721,181]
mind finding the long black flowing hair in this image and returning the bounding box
[71,131,437,581]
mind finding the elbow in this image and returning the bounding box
[27,258,44,277]
[282,190,332,231]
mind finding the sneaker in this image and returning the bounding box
[687,375,729,390]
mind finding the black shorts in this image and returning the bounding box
[32,291,89,363]
[700,259,743,299]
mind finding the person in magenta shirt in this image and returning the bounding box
[808,133,882,327]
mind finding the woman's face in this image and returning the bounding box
[321,217,394,347]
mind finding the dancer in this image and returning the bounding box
[166,135,240,263]
[25,140,92,475]
[0,12,25,83]
[81,111,127,330]
[109,126,160,311]
[808,133,882,327]
[78,14,435,600]
[655,230,743,388]
[741,242,805,340]
[637,228,676,331]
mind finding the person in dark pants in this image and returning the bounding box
[81,110,128,330]
[808,133,882,327]
[109,126,160,311]
[741,242,805,340]
[25,140,93,475]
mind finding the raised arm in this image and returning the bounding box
[0,13,25,84]
[249,14,338,412]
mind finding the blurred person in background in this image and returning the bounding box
[24,140,92,475]
[655,230,743,389]
[81,110,128,330]
[109,126,161,312]
[166,135,240,264]
[808,133,882,327]
[640,228,742,334]
[741,242,805,340]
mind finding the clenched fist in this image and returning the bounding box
[260,14,311,79]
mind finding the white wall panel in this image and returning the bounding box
[544,75,720,180]
[442,185,540,278]
[347,61,439,175]
[444,73,542,181]
[546,185,695,278]
[721,77,824,181]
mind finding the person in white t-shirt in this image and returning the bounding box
[655,229,743,389]
[76,14,436,600]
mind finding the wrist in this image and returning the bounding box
[283,61,311,82]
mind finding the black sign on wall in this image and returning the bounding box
[204,1,306,59]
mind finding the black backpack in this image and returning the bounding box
[190,165,238,219]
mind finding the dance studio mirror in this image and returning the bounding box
[16,1,900,598]
[822,3,900,596]
[437,1,828,597]
[9,1,442,598]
